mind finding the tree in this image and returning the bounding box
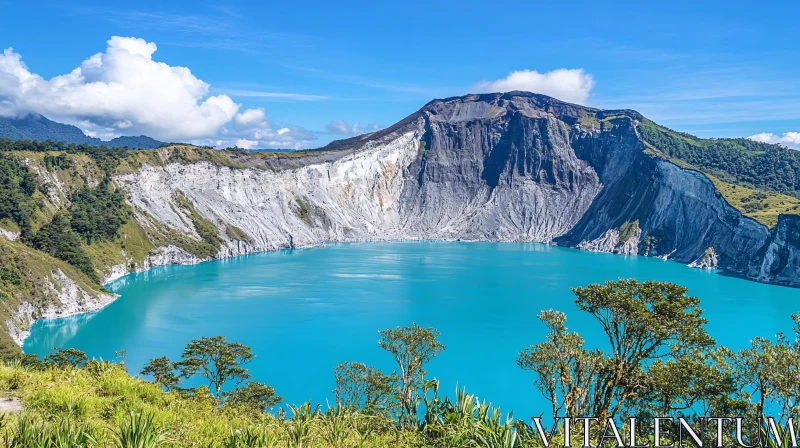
[378,323,445,422]
[28,214,98,283]
[175,335,255,403]
[44,347,88,368]
[572,279,715,420]
[517,310,602,417]
[641,349,743,417]
[735,315,800,419]
[519,280,717,422]
[140,356,180,391]
[224,381,282,412]
[333,361,398,414]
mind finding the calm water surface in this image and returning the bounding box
[23,242,800,417]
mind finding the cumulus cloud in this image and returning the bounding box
[325,120,379,136]
[234,108,268,128]
[748,132,800,149]
[0,36,317,149]
[473,68,595,104]
[234,139,258,149]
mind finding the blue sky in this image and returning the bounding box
[1,0,799,148]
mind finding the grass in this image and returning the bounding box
[224,224,253,243]
[0,361,426,447]
[0,358,558,448]
[81,219,157,279]
[172,191,222,258]
[293,198,329,228]
[0,238,107,354]
[578,111,600,129]
[642,138,800,228]
[707,175,800,228]
[618,220,640,243]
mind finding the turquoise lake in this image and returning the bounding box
[23,242,800,418]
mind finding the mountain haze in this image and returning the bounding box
[0,114,164,148]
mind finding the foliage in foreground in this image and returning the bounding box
[4,279,800,447]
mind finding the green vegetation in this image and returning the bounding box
[225,223,253,243]
[42,153,73,171]
[0,152,39,237]
[69,180,130,244]
[333,361,396,414]
[417,140,429,158]
[0,139,131,175]
[639,119,800,226]
[617,219,640,243]
[578,111,600,129]
[640,119,800,195]
[0,237,108,354]
[82,218,156,275]
[173,190,222,258]
[708,175,800,228]
[294,198,330,228]
[27,214,98,283]
[3,279,800,447]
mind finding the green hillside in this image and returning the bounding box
[638,119,800,227]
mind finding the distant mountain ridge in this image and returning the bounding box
[0,114,164,149]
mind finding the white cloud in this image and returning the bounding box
[0,36,318,149]
[473,68,595,104]
[234,108,268,128]
[748,132,800,149]
[325,120,379,136]
[195,124,316,150]
[235,138,258,149]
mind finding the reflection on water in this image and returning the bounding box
[32,312,98,353]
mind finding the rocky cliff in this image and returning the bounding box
[112,92,795,286]
[8,92,800,350]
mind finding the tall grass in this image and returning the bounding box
[111,412,171,448]
[0,361,532,447]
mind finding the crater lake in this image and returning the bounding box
[23,242,800,417]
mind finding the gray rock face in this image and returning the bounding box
[397,104,601,241]
[108,92,799,289]
[15,91,800,349]
[748,215,800,286]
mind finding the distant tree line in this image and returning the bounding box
[640,120,800,197]
[0,138,133,174]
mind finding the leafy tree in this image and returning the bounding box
[176,336,255,403]
[572,279,715,420]
[378,323,445,422]
[140,356,180,391]
[43,153,73,170]
[640,349,743,417]
[224,381,282,412]
[519,280,716,421]
[735,315,800,420]
[44,348,88,368]
[333,361,398,414]
[517,310,602,417]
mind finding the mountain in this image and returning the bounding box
[102,135,163,149]
[0,114,164,149]
[0,91,798,352]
